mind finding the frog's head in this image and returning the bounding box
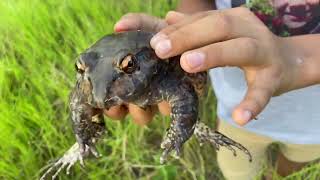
[75,31,163,109]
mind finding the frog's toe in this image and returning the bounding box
[40,143,83,180]
[160,128,185,164]
[40,142,101,180]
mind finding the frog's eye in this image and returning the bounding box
[119,54,136,74]
[75,61,85,74]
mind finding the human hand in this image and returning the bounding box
[104,13,184,125]
[150,8,303,126]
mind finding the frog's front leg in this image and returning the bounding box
[68,81,106,159]
[40,83,105,180]
[158,80,198,164]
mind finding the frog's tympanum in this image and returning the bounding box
[41,31,252,179]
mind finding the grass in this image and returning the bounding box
[0,0,319,179]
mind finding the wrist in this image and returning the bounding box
[279,35,320,90]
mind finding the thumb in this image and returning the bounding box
[232,82,274,126]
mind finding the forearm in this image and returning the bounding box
[177,0,215,14]
[281,34,320,90]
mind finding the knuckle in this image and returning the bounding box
[175,29,192,46]
[166,24,180,33]
[158,24,178,37]
[241,38,259,59]
[152,21,166,32]
[198,10,212,18]
[260,87,273,101]
[122,13,149,22]
[167,27,191,52]
[252,87,271,108]
[205,45,222,67]
[213,12,231,39]
[254,99,264,113]
[248,97,264,114]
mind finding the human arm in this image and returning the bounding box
[279,35,320,90]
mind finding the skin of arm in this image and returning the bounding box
[281,34,320,90]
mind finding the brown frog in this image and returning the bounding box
[40,31,252,179]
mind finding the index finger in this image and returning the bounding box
[150,8,263,59]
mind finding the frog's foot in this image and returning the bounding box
[160,124,193,164]
[40,142,100,180]
[194,122,252,162]
[76,135,100,158]
[160,129,182,164]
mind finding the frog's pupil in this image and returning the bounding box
[128,60,133,67]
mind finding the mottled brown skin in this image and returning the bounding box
[72,31,207,161]
[41,31,252,179]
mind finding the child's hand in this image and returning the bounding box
[108,9,317,127]
[151,8,302,125]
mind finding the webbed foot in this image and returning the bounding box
[40,142,100,180]
[160,124,194,164]
[194,122,252,162]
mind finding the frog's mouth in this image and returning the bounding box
[89,77,115,109]
[87,60,116,109]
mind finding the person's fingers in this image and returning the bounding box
[128,104,155,126]
[103,105,128,120]
[165,11,187,25]
[114,13,167,32]
[150,8,262,59]
[157,101,171,116]
[150,11,210,56]
[180,37,262,73]
[164,11,211,33]
[232,75,275,126]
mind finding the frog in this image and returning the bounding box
[40,31,252,180]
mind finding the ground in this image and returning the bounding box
[0,0,319,179]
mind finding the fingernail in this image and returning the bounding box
[184,52,205,69]
[240,110,252,124]
[155,39,172,57]
[150,33,168,48]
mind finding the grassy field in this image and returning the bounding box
[0,0,319,179]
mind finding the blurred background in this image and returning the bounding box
[0,0,319,179]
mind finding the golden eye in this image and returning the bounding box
[75,61,86,74]
[119,54,136,74]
